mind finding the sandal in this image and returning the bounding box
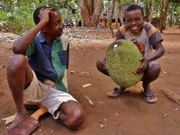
[107,87,128,98]
[143,92,158,104]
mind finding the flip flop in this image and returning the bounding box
[143,92,158,104]
[107,87,128,98]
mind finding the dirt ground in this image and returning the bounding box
[0,27,180,135]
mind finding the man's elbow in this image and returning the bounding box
[12,42,19,54]
[161,45,165,56]
[154,42,165,56]
[13,42,24,54]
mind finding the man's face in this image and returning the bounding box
[46,11,64,37]
[125,9,144,35]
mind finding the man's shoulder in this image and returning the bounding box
[143,22,155,32]
[119,25,128,32]
[118,25,128,38]
[143,22,159,38]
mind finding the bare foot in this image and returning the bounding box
[8,110,29,130]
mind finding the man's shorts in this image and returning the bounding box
[23,70,78,119]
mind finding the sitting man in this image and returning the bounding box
[6,6,85,130]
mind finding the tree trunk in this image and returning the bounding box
[89,0,103,27]
[135,0,141,4]
[144,0,153,22]
[87,0,94,16]
[148,0,154,23]
[79,0,90,26]
[145,0,149,21]
[160,0,164,32]
[160,0,169,32]
[119,0,123,26]
[32,2,36,10]
[108,0,115,38]
[46,0,49,6]
[115,0,119,28]
[169,5,173,27]
[163,0,169,29]
[79,0,103,27]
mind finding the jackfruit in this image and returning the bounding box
[106,39,144,88]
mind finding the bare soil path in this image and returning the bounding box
[0,27,180,135]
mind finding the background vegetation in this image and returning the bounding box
[0,0,179,33]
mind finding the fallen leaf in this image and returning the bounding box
[86,71,90,74]
[162,113,168,118]
[82,83,92,88]
[50,130,54,134]
[1,114,16,124]
[163,71,167,74]
[163,71,170,75]
[98,101,105,104]
[99,121,105,129]
[69,71,76,74]
[0,65,5,68]
[80,72,86,74]
[176,72,180,75]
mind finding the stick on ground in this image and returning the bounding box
[161,88,180,104]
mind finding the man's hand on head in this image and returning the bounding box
[38,8,55,24]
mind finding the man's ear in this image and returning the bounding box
[42,27,47,33]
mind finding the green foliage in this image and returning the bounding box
[0,0,180,32]
[0,0,36,33]
[0,0,80,33]
[167,1,180,26]
[0,11,7,27]
[48,0,80,21]
[118,0,135,9]
[0,11,6,19]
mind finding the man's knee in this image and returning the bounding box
[148,61,161,72]
[147,61,161,78]
[96,59,103,71]
[8,54,27,72]
[65,109,85,129]
[96,58,109,76]
[96,59,105,73]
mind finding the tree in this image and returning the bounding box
[168,0,180,27]
[79,0,103,27]
[0,0,79,32]
[160,0,169,32]
[114,0,120,28]
[108,0,115,37]
[144,0,155,22]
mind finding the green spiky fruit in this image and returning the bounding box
[106,39,144,88]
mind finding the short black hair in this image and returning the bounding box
[125,4,144,16]
[33,6,57,25]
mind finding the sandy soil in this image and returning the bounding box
[0,27,180,135]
